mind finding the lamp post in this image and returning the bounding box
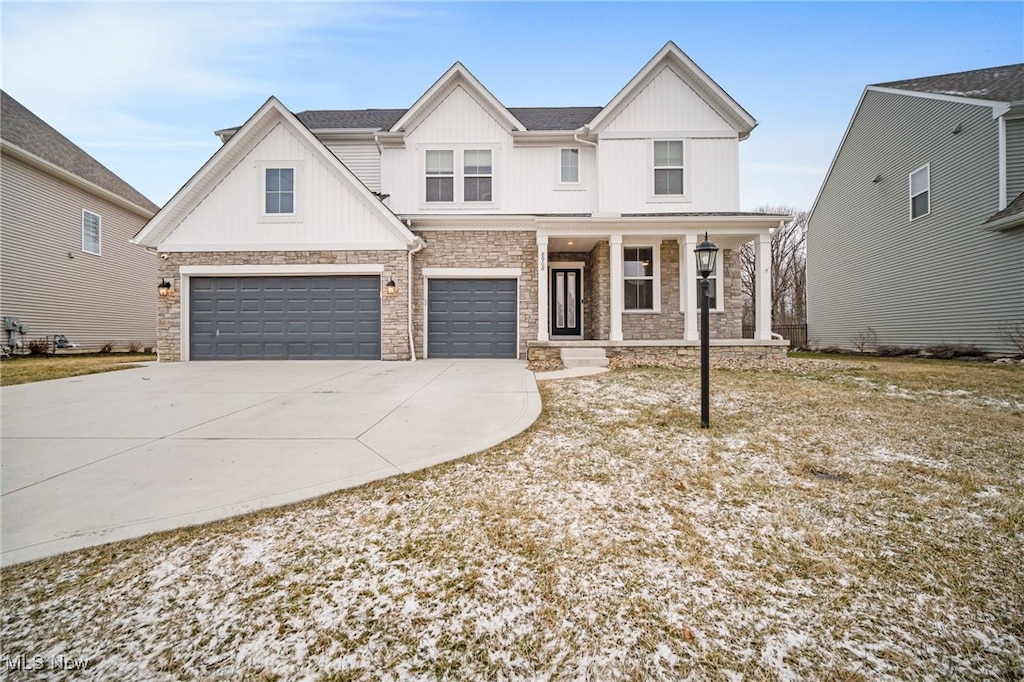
[695,233,719,429]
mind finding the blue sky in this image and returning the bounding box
[3,1,1022,211]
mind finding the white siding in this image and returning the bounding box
[506,145,597,214]
[603,65,732,133]
[0,154,157,349]
[325,140,381,193]
[163,122,408,249]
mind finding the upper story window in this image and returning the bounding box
[426,150,455,202]
[265,168,295,214]
[82,210,101,255]
[560,148,580,184]
[624,246,656,310]
[910,164,930,220]
[463,150,492,202]
[653,141,684,195]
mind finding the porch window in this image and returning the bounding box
[654,141,684,195]
[464,150,492,202]
[624,246,655,310]
[426,150,455,202]
[560,148,579,183]
[695,256,722,311]
[82,210,101,255]
[910,164,929,219]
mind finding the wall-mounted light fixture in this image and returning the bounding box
[158,279,173,297]
[385,276,398,296]
[953,123,963,135]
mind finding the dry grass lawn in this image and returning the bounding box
[0,353,156,386]
[1,357,1021,680]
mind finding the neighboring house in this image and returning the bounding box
[133,42,788,362]
[807,64,1024,355]
[1,90,159,351]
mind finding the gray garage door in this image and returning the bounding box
[190,276,380,360]
[428,279,517,358]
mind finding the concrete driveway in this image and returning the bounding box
[1,359,540,566]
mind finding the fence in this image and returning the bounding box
[742,323,808,349]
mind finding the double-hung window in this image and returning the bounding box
[910,165,930,219]
[560,148,580,184]
[265,168,295,214]
[426,150,455,202]
[695,258,722,311]
[463,150,492,202]
[82,210,101,255]
[624,246,655,310]
[654,141,684,195]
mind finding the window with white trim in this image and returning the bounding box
[264,168,295,214]
[910,164,930,219]
[82,210,101,255]
[624,246,655,310]
[654,140,684,195]
[695,256,723,312]
[464,150,492,202]
[425,150,455,202]
[560,148,579,183]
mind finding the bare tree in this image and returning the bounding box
[740,206,807,329]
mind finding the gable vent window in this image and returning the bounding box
[426,150,455,202]
[654,141,684,195]
[82,210,101,255]
[265,168,295,214]
[910,165,930,219]
[464,150,492,202]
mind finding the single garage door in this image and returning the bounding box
[190,275,380,360]
[427,278,517,358]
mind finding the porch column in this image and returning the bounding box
[537,234,549,342]
[681,235,698,341]
[755,231,773,340]
[609,234,623,341]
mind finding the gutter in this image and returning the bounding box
[406,231,426,361]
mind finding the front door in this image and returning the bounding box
[550,268,582,337]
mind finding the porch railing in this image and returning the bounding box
[742,323,808,349]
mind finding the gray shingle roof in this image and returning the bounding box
[0,90,159,213]
[984,191,1024,226]
[875,63,1024,103]
[281,106,602,133]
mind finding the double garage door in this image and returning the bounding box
[189,276,517,360]
[190,276,381,360]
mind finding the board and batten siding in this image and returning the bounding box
[1005,117,1024,202]
[0,154,157,349]
[807,89,1023,355]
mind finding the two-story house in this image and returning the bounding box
[807,64,1024,355]
[133,42,788,362]
[1,91,159,351]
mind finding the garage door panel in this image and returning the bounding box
[190,275,381,360]
[427,278,517,358]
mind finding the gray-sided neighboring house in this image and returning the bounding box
[807,64,1024,355]
[1,90,159,352]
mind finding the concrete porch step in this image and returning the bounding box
[560,347,609,368]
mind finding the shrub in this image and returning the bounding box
[923,343,985,359]
[127,340,143,353]
[98,341,116,354]
[850,328,877,353]
[876,345,920,357]
[997,321,1024,355]
[26,337,51,355]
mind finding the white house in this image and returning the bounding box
[133,42,787,362]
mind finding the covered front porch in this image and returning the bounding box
[530,214,789,361]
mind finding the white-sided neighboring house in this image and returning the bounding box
[1,90,160,352]
[133,42,789,363]
[807,64,1024,355]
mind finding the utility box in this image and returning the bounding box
[4,316,22,331]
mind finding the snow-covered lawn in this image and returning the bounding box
[2,357,1022,680]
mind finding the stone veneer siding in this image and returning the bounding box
[411,230,538,359]
[157,250,409,361]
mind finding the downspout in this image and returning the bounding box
[574,129,598,211]
[406,226,426,361]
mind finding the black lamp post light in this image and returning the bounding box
[694,232,719,429]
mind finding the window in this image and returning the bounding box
[426,150,455,202]
[624,246,655,310]
[910,165,930,219]
[265,168,295,214]
[654,140,684,195]
[463,150,492,202]
[695,257,722,311]
[560,148,579,183]
[82,210,101,255]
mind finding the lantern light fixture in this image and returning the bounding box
[158,279,173,297]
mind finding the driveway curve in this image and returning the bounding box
[1,359,540,566]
